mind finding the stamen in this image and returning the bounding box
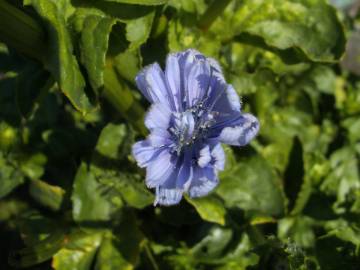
[169,101,220,155]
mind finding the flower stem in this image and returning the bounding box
[144,240,160,270]
[198,0,232,31]
[103,61,146,135]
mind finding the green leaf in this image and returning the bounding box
[168,19,221,57]
[28,179,65,211]
[0,199,27,221]
[72,163,113,222]
[95,236,133,270]
[102,0,167,5]
[20,153,47,180]
[217,155,285,217]
[126,10,155,49]
[95,123,129,160]
[212,0,345,63]
[213,233,259,269]
[0,154,24,199]
[191,225,233,260]
[74,12,117,95]
[0,122,19,150]
[113,48,141,83]
[95,210,144,269]
[342,117,360,144]
[186,195,226,225]
[98,173,153,209]
[324,219,360,248]
[115,210,144,265]
[278,216,315,248]
[320,147,360,212]
[9,229,67,268]
[53,232,103,270]
[26,0,95,113]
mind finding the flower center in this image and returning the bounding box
[169,103,218,155]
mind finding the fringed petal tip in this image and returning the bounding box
[154,187,183,206]
[219,113,260,146]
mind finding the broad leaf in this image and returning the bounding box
[28,180,65,211]
[52,232,103,270]
[72,163,113,222]
[0,154,24,199]
[186,195,226,226]
[103,0,167,5]
[25,0,95,113]
[211,0,345,63]
[72,11,117,94]
[217,155,285,217]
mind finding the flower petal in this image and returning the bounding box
[211,84,241,113]
[146,149,175,188]
[165,53,182,111]
[135,63,174,109]
[179,50,203,95]
[132,140,161,168]
[198,145,211,168]
[177,150,193,190]
[207,57,223,74]
[186,59,211,108]
[154,186,183,206]
[211,144,225,171]
[145,104,172,131]
[148,129,171,147]
[219,113,259,146]
[188,167,218,198]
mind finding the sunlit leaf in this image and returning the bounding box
[186,195,226,226]
[25,0,95,113]
[72,163,113,222]
[52,232,103,270]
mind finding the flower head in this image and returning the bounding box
[132,49,259,206]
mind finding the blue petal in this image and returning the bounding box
[153,151,193,206]
[219,113,259,146]
[186,59,211,108]
[146,149,175,188]
[148,129,171,147]
[135,63,175,109]
[207,57,223,74]
[145,104,171,131]
[211,144,225,171]
[132,140,161,168]
[198,145,211,168]
[204,76,227,109]
[179,50,204,97]
[188,167,218,198]
[210,84,241,113]
[177,150,193,189]
[154,186,183,206]
[165,53,182,111]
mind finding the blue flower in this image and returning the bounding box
[132,49,259,206]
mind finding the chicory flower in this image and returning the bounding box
[132,49,259,206]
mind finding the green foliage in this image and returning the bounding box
[0,0,359,269]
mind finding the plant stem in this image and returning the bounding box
[103,61,146,135]
[198,0,232,31]
[144,240,160,270]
